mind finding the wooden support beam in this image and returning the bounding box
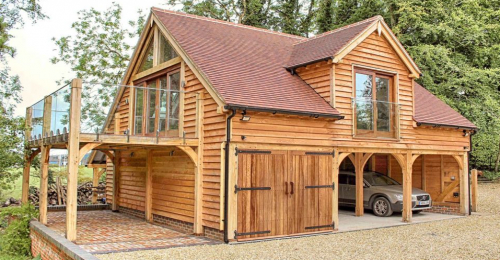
[101,150,115,162]
[471,169,478,212]
[459,153,469,214]
[145,150,153,222]
[66,78,82,242]
[179,61,185,137]
[440,155,445,192]
[402,151,413,223]
[92,168,99,204]
[332,149,340,229]
[79,143,101,159]
[112,150,121,211]
[194,92,204,234]
[434,179,460,202]
[421,155,426,191]
[38,145,51,225]
[86,164,107,168]
[176,146,198,167]
[227,142,238,241]
[128,86,135,133]
[22,108,33,204]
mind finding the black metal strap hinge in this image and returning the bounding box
[305,221,335,230]
[235,185,271,194]
[235,148,272,156]
[234,230,271,238]
[305,182,335,190]
[305,150,335,157]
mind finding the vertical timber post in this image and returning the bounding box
[39,95,52,224]
[66,78,82,242]
[21,107,33,203]
[112,150,121,211]
[471,169,478,212]
[460,153,469,215]
[145,149,153,222]
[355,153,364,217]
[332,150,340,229]
[92,168,99,204]
[194,92,204,234]
[402,151,413,222]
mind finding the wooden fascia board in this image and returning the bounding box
[332,19,421,77]
[151,12,226,108]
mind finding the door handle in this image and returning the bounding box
[285,182,288,195]
[290,182,294,195]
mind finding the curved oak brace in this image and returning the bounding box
[176,146,198,167]
[101,150,115,162]
[452,155,464,170]
[391,153,406,170]
[29,148,42,161]
[361,153,374,169]
[338,152,351,164]
[79,143,102,163]
[411,154,420,165]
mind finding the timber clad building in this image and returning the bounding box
[23,8,477,242]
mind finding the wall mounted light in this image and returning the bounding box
[240,110,251,121]
[463,130,469,137]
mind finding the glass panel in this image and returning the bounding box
[159,33,178,63]
[356,99,373,130]
[159,77,168,132]
[31,100,45,138]
[168,72,181,130]
[135,88,144,134]
[147,81,157,134]
[355,73,373,99]
[138,40,154,73]
[376,77,390,132]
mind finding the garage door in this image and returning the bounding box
[236,150,334,240]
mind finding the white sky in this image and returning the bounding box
[6,0,170,117]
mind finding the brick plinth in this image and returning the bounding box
[118,206,145,219]
[153,214,194,234]
[203,226,224,241]
[423,203,463,215]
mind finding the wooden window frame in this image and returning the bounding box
[132,66,181,137]
[353,68,396,139]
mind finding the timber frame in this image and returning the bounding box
[22,8,477,244]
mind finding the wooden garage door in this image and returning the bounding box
[236,151,287,239]
[236,150,334,240]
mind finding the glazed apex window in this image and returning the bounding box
[353,69,397,138]
[134,70,181,137]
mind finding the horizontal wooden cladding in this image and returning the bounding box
[151,148,196,223]
[118,149,146,211]
[296,61,332,103]
[184,65,227,229]
[106,87,130,134]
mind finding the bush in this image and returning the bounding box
[483,171,500,181]
[0,204,39,259]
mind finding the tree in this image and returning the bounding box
[0,0,46,60]
[51,3,145,132]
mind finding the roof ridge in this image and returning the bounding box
[292,15,382,46]
[151,7,305,40]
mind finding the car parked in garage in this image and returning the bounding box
[339,171,432,216]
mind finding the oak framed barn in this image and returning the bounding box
[23,8,478,243]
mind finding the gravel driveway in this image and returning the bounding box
[98,181,500,260]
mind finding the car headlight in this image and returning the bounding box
[395,194,403,201]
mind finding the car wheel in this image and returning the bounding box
[413,210,422,214]
[372,197,393,217]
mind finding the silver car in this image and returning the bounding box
[339,171,432,216]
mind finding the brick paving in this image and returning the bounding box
[46,211,219,254]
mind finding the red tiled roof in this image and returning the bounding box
[153,8,341,117]
[414,83,476,129]
[286,16,380,68]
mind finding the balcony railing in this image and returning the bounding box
[351,98,400,139]
[26,80,201,143]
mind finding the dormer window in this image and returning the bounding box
[353,68,397,138]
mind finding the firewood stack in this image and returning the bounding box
[28,181,106,206]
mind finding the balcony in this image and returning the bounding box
[351,98,400,139]
[26,79,201,149]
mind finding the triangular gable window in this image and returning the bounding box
[138,39,154,73]
[159,33,178,63]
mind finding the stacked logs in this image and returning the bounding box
[28,181,106,206]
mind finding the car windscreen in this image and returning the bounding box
[364,172,400,186]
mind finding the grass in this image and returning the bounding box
[0,166,94,202]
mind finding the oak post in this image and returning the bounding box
[39,95,52,224]
[421,155,426,191]
[66,78,82,242]
[112,150,121,211]
[227,142,238,240]
[459,153,469,214]
[355,153,364,217]
[402,151,413,222]
[332,149,340,229]
[471,169,478,212]
[194,92,204,234]
[92,168,99,204]
[145,149,153,221]
[21,107,33,203]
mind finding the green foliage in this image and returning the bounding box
[482,171,500,181]
[0,204,39,258]
[51,3,146,131]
